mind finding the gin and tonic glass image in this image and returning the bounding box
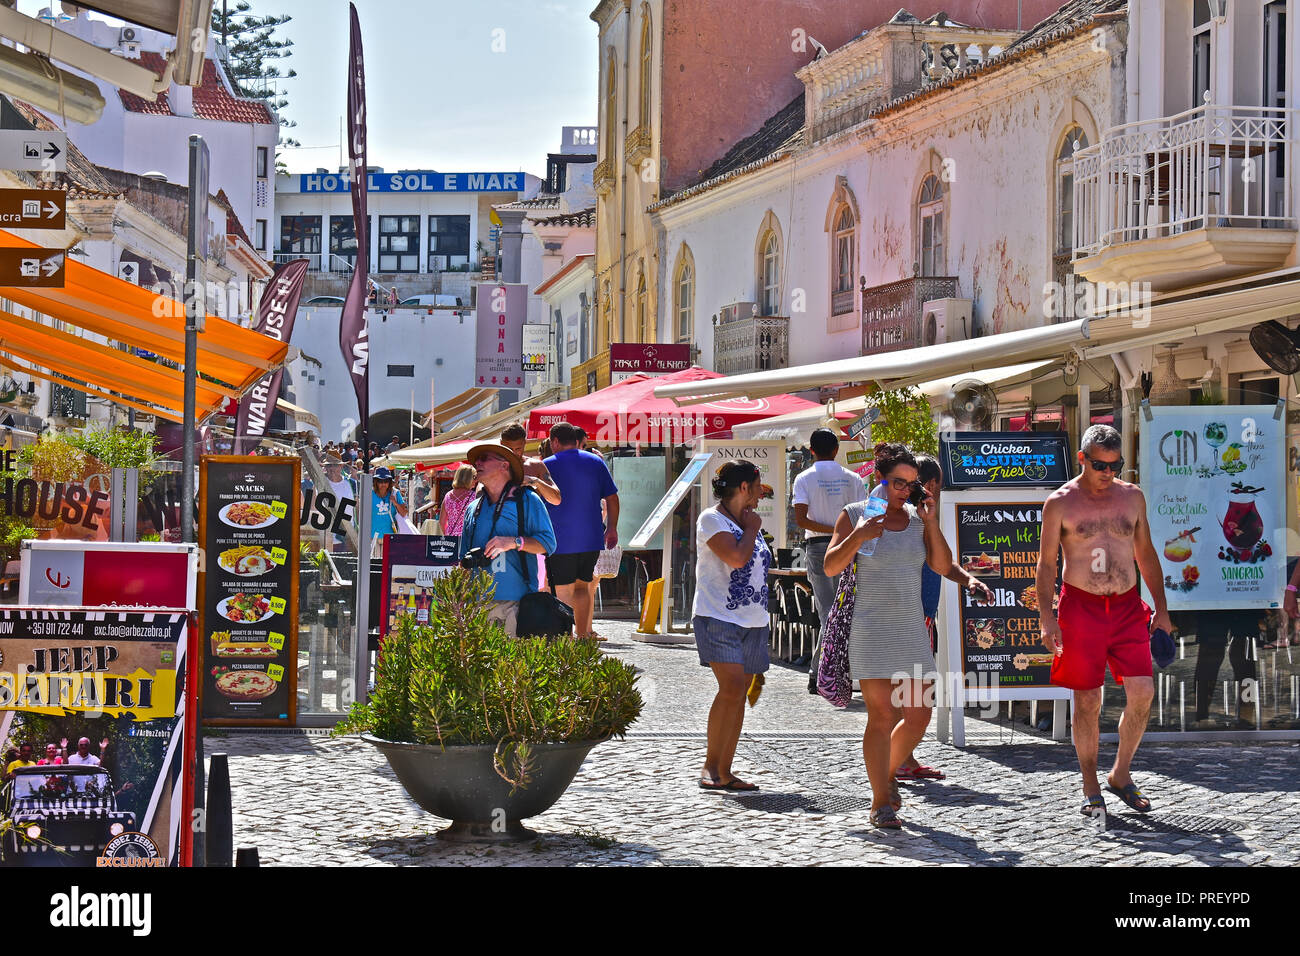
[1204,421,1227,469]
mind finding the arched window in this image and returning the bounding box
[834,207,855,298]
[824,177,860,326]
[918,174,945,276]
[674,245,694,344]
[639,8,653,131]
[1055,126,1089,254]
[604,50,617,166]
[760,233,780,316]
[636,267,650,342]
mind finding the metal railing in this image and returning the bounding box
[713,315,789,375]
[860,276,958,355]
[1073,104,1297,258]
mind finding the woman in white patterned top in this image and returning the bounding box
[823,443,954,829]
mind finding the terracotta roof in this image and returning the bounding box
[651,1,1127,212]
[535,254,594,296]
[117,51,274,125]
[531,205,595,229]
[214,188,253,246]
[10,101,122,199]
[496,194,559,211]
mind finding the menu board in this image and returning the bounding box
[1140,405,1284,610]
[380,534,459,637]
[942,432,1071,488]
[954,501,1058,690]
[198,457,299,725]
[0,608,195,866]
[700,439,788,548]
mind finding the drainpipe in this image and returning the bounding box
[1126,4,1139,122]
[618,5,630,345]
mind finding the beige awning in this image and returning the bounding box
[429,387,499,430]
[277,399,321,432]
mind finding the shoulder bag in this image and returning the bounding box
[816,557,856,707]
[511,487,575,640]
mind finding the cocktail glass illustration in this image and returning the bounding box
[1204,421,1227,469]
[1219,497,1263,555]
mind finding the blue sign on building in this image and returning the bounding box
[298,171,523,193]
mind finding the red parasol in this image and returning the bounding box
[526,366,824,443]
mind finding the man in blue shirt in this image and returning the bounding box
[543,423,619,641]
[458,442,557,638]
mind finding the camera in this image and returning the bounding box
[460,547,491,570]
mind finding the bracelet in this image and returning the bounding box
[1287,585,1298,593]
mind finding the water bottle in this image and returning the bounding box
[858,496,888,556]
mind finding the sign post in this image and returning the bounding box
[182,135,209,546]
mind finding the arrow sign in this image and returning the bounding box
[0,247,65,287]
[0,189,66,230]
[0,130,68,172]
[846,406,881,441]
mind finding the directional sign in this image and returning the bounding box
[0,188,65,229]
[0,247,65,287]
[847,406,881,441]
[117,261,140,284]
[0,130,67,172]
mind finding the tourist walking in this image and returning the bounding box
[823,443,955,829]
[542,423,619,640]
[369,466,408,539]
[791,427,866,690]
[694,460,772,792]
[439,464,477,537]
[1037,424,1170,818]
[457,442,556,638]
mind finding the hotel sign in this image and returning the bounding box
[298,171,523,193]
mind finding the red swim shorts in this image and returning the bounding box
[1050,583,1152,690]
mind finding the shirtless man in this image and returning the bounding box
[1036,424,1172,818]
[500,424,562,506]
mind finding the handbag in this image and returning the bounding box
[509,488,575,640]
[816,557,857,707]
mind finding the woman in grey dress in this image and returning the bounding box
[823,443,954,829]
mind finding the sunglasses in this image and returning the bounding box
[473,455,504,467]
[1085,456,1124,473]
[887,478,922,492]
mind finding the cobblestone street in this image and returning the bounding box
[215,620,1300,866]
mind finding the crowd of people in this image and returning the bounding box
[692,424,1177,832]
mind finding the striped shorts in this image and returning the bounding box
[693,615,770,674]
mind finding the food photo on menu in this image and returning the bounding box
[965,618,1006,650]
[217,544,276,576]
[960,551,1001,576]
[218,499,281,529]
[210,665,279,702]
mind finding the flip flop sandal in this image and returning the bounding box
[910,765,946,780]
[1105,781,1152,813]
[894,766,919,781]
[723,777,759,792]
[870,806,902,829]
[699,775,728,791]
[1080,793,1107,817]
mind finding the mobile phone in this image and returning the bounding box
[907,482,927,507]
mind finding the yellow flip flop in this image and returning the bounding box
[747,673,765,707]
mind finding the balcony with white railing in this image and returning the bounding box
[1072,104,1298,291]
[712,314,789,375]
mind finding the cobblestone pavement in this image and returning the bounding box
[214,620,1300,866]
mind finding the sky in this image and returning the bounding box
[21,0,599,177]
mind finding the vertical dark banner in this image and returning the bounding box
[234,258,310,454]
[339,2,370,449]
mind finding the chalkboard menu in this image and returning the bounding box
[942,432,1071,488]
[954,501,1058,690]
[198,456,299,725]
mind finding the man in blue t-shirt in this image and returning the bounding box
[543,423,619,641]
[458,442,557,638]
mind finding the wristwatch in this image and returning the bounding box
[515,536,524,551]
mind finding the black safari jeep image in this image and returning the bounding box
[2,766,136,865]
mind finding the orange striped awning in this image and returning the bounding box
[0,229,288,423]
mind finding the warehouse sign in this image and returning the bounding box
[297,171,523,193]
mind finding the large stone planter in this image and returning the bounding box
[362,733,602,842]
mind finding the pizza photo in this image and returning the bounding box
[212,667,278,701]
[960,552,1001,577]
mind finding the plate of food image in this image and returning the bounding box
[965,618,1005,650]
[218,544,275,577]
[218,500,279,529]
[216,592,274,623]
[212,667,277,701]
[961,552,1001,577]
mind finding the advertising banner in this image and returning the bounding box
[941,432,1072,488]
[379,534,459,637]
[198,457,299,725]
[0,608,193,867]
[522,323,549,373]
[339,2,371,432]
[952,500,1059,690]
[700,439,788,548]
[1140,405,1284,610]
[475,283,528,388]
[233,258,310,454]
[20,540,197,609]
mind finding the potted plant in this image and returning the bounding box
[335,568,642,842]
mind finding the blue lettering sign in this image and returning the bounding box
[297,171,522,193]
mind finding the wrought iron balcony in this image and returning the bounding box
[860,276,958,355]
[625,124,653,167]
[1072,104,1297,290]
[713,315,789,375]
[592,159,616,195]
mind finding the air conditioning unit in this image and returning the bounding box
[920,297,974,347]
[718,301,757,325]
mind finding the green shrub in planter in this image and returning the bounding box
[336,568,642,789]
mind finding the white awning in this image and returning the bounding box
[729,361,1054,441]
[656,320,1088,405]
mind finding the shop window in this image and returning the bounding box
[378,215,420,272]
